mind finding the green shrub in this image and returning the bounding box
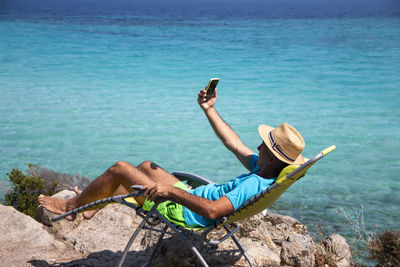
[4,166,59,217]
[368,229,400,266]
[3,164,90,217]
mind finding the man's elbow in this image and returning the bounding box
[203,197,234,219]
[206,211,219,220]
[205,206,224,220]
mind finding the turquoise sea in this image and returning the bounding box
[1,0,399,256]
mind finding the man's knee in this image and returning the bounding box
[109,161,133,175]
[137,161,160,173]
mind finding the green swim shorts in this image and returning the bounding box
[142,181,189,228]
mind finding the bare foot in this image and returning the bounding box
[38,194,76,221]
[73,186,98,219]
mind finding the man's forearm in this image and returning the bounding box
[169,186,232,220]
[204,107,241,152]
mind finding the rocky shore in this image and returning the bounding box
[0,190,353,266]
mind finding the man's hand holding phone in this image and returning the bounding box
[198,78,219,111]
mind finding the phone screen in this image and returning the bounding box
[206,79,219,98]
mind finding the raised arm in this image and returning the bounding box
[198,88,254,171]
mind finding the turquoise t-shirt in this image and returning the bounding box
[182,154,276,228]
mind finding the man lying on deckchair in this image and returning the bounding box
[38,87,305,228]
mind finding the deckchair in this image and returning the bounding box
[52,145,336,267]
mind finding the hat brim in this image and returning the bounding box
[258,124,305,165]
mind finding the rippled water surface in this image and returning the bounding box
[1,0,399,255]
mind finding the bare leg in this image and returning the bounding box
[38,161,164,217]
[69,161,179,219]
[137,161,180,185]
[73,185,129,219]
[72,186,96,219]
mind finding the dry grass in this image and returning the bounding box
[338,204,374,264]
[311,221,343,267]
[338,205,400,266]
[367,229,400,266]
[338,204,374,248]
[314,245,336,267]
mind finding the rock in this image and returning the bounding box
[0,204,71,266]
[236,214,281,265]
[237,237,281,266]
[263,213,309,244]
[321,234,353,267]
[62,203,143,254]
[36,190,147,254]
[1,191,354,267]
[281,233,316,267]
[0,204,54,246]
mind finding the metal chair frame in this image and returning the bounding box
[51,145,336,267]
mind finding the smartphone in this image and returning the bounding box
[205,78,219,99]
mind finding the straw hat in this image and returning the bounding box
[258,123,305,165]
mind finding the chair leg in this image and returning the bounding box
[144,224,168,266]
[155,212,209,267]
[223,225,254,267]
[118,205,159,267]
[190,246,209,267]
